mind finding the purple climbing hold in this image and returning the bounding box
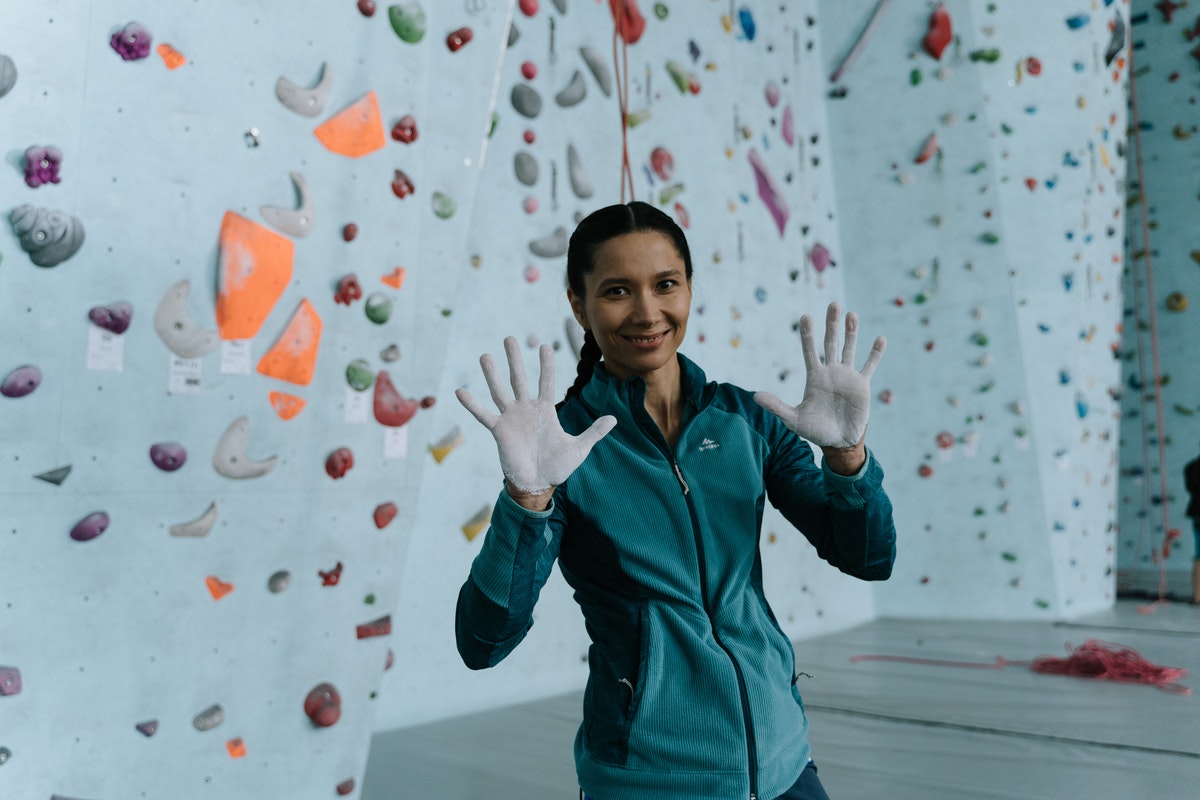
[136,720,159,737]
[24,146,63,188]
[88,301,133,334]
[809,243,832,273]
[1,365,42,398]
[110,22,153,61]
[70,511,110,542]
[0,666,21,696]
[149,442,188,472]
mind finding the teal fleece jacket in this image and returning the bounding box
[456,354,896,800]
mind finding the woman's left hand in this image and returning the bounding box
[755,302,886,449]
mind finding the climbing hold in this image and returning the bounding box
[1166,291,1188,311]
[917,464,934,478]
[374,370,420,427]
[306,684,342,727]
[260,171,316,238]
[432,191,457,219]
[149,442,188,471]
[650,147,674,181]
[0,54,16,98]
[337,779,356,796]
[809,244,831,273]
[914,132,938,164]
[156,43,186,69]
[342,223,359,242]
[968,49,1001,63]
[268,571,291,593]
[365,292,393,324]
[1104,11,1125,66]
[461,505,491,541]
[446,27,473,52]
[275,63,333,118]
[555,70,587,107]
[580,47,612,97]
[382,267,406,289]
[0,667,21,697]
[268,391,306,420]
[10,204,86,267]
[213,416,278,479]
[521,61,537,80]
[216,212,295,340]
[609,0,646,43]
[34,466,72,485]
[358,0,377,16]
[226,738,247,759]
[193,704,224,732]
[325,447,355,479]
[374,502,398,529]
[390,114,418,143]
[335,274,363,305]
[764,81,780,108]
[1026,57,1042,76]
[429,426,464,463]
[1,365,42,398]
[356,615,392,639]
[512,83,543,118]
[88,301,133,334]
[391,169,415,199]
[736,5,755,40]
[256,299,322,386]
[380,344,401,362]
[110,22,153,61]
[922,3,952,60]
[169,501,218,538]
[205,575,235,600]
[388,3,428,43]
[529,226,569,258]
[23,145,63,188]
[1065,13,1089,29]
[935,432,954,449]
[319,562,344,586]
[135,720,158,737]
[566,144,593,199]
[70,512,110,542]
[514,151,539,185]
[314,92,388,158]
[346,359,374,391]
[747,149,789,237]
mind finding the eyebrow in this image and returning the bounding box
[595,269,684,290]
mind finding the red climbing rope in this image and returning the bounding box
[610,1,635,202]
[1125,45,1175,605]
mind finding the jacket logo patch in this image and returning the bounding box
[698,437,720,452]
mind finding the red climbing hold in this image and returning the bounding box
[319,561,344,586]
[446,27,473,52]
[374,370,421,427]
[391,115,418,144]
[304,683,342,728]
[922,3,952,61]
[335,274,363,305]
[325,447,354,479]
[609,0,646,45]
[357,0,376,17]
[374,502,398,529]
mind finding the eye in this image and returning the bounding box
[603,286,630,297]
[657,279,680,290]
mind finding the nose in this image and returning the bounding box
[630,291,660,325]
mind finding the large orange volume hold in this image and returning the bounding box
[216,211,295,340]
[257,299,323,386]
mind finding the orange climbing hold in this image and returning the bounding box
[382,267,406,289]
[206,576,235,600]
[268,391,307,420]
[216,212,295,340]
[157,43,186,70]
[314,91,388,158]
[226,738,247,758]
[257,299,323,386]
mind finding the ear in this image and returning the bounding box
[567,288,589,331]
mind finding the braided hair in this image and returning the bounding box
[557,201,693,410]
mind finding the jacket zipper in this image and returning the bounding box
[630,393,758,800]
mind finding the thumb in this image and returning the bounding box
[575,415,617,454]
[754,391,793,423]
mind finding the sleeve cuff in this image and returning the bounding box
[821,449,874,509]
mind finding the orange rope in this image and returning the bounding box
[611,3,635,202]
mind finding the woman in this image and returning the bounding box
[454,201,896,800]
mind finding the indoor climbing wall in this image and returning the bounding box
[0,1,510,797]
[376,0,880,730]
[818,0,1129,617]
[1116,2,1200,598]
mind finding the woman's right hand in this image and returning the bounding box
[456,337,616,502]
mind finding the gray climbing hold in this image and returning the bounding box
[511,83,542,118]
[34,466,72,486]
[580,47,612,97]
[567,144,593,199]
[550,0,567,12]
[507,23,520,47]
[514,151,539,186]
[0,54,16,99]
[10,205,85,267]
[529,227,568,258]
[555,70,587,107]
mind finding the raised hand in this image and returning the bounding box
[456,337,616,495]
[754,303,885,449]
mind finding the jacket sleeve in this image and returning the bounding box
[455,487,567,669]
[760,412,896,581]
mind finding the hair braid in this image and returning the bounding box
[557,329,602,410]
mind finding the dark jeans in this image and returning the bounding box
[582,760,831,800]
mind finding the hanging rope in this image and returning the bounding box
[610,1,635,202]
[1125,45,1175,605]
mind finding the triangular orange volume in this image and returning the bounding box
[257,299,322,386]
[314,91,387,158]
[216,212,295,340]
[268,391,307,420]
[206,576,235,600]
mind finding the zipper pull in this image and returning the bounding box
[673,461,690,494]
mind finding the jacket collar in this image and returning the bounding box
[580,352,711,414]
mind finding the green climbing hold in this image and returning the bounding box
[659,183,684,205]
[910,69,922,86]
[626,109,652,127]
[654,3,669,19]
[972,333,989,346]
[365,292,393,325]
[346,359,374,391]
[431,191,456,220]
[1001,552,1017,562]
[981,232,1000,244]
[969,48,1001,63]
[388,3,427,44]
[666,60,690,93]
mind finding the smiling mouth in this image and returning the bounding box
[622,332,668,348]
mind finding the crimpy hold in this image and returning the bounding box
[335,274,363,306]
[10,205,85,267]
[110,22,153,61]
[24,146,63,188]
[305,683,342,727]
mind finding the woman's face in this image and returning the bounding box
[568,230,692,382]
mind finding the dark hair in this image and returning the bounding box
[557,201,693,409]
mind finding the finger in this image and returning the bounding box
[481,353,512,410]
[575,414,617,453]
[823,302,840,366]
[798,315,819,371]
[455,388,499,430]
[841,311,859,367]
[859,335,887,379]
[504,336,530,401]
[753,391,794,424]
[537,344,555,401]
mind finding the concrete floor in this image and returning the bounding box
[363,599,1200,799]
